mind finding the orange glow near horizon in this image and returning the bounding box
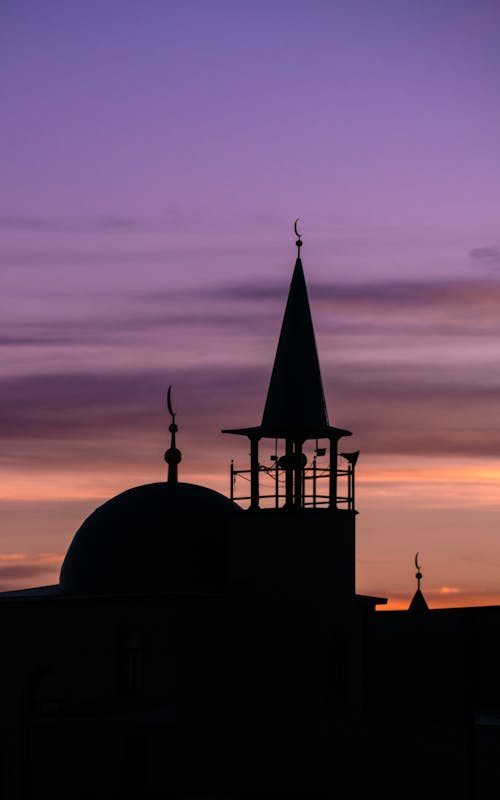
[1,453,499,603]
[356,456,500,507]
[377,590,500,611]
[3,454,499,506]
[1,549,499,611]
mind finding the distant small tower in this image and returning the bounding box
[164,385,182,483]
[408,552,429,612]
[222,221,356,512]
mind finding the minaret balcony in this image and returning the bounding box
[229,450,358,512]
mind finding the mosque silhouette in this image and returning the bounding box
[1,230,500,799]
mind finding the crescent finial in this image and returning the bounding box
[294,219,303,257]
[165,385,181,483]
[167,385,175,420]
[414,552,423,591]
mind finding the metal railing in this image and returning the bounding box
[229,458,355,510]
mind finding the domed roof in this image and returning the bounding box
[60,482,242,595]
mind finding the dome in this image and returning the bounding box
[60,482,242,595]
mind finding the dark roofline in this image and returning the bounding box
[0,584,62,599]
[355,593,388,607]
[0,586,247,604]
[222,425,352,440]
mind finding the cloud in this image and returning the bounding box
[0,365,268,447]
[0,553,62,587]
[469,246,500,268]
[1,359,499,461]
[0,215,55,232]
[2,273,500,464]
[1,248,170,268]
[130,275,500,340]
[0,214,142,234]
[213,275,500,311]
[5,275,500,352]
[330,363,500,456]
[0,310,263,347]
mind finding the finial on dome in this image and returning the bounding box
[164,385,182,483]
[294,218,303,259]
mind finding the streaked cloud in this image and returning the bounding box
[0,366,499,484]
[469,246,500,267]
[211,275,500,320]
[0,311,261,348]
[0,213,143,233]
[4,274,500,349]
[0,552,62,589]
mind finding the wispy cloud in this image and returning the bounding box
[212,275,500,313]
[5,275,500,347]
[0,365,267,449]
[0,214,143,234]
[0,311,261,347]
[469,246,500,268]
[2,274,500,467]
[1,360,499,459]
[0,553,62,588]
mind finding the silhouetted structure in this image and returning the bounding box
[1,230,500,799]
[408,552,430,613]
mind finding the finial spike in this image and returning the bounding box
[164,385,182,483]
[167,385,175,419]
[294,218,303,258]
[415,552,422,590]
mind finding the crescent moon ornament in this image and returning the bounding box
[294,219,303,257]
[414,552,423,591]
[167,385,175,419]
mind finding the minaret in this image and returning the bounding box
[222,228,363,776]
[222,222,356,512]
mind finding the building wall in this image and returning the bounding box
[1,565,500,797]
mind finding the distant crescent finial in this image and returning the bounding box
[415,552,422,590]
[294,219,302,257]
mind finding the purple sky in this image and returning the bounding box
[1,0,500,608]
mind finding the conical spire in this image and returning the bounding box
[261,256,328,435]
[222,225,350,442]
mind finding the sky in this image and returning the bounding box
[1,0,500,609]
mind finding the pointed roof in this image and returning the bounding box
[223,256,351,440]
[408,588,429,613]
[408,552,429,612]
[260,258,328,434]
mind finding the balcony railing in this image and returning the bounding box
[229,455,356,511]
